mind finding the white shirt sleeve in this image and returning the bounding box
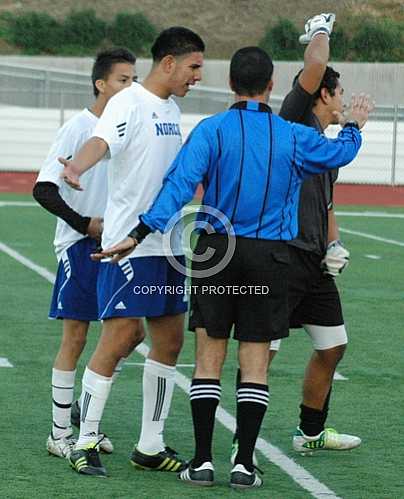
[36,119,90,187]
[92,92,139,159]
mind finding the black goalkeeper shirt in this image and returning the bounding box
[279,82,338,256]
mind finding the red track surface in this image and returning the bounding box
[1,172,404,206]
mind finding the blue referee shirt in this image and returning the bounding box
[141,100,361,241]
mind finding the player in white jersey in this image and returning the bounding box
[33,48,138,460]
[60,27,205,477]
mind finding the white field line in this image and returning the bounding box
[339,228,404,247]
[0,242,56,283]
[0,357,14,368]
[1,242,341,499]
[335,211,404,219]
[0,201,38,207]
[135,341,341,499]
[364,254,382,260]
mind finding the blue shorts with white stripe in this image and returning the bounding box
[97,255,187,319]
[49,237,100,321]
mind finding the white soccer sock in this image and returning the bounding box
[137,359,176,454]
[112,357,127,384]
[76,367,112,449]
[52,368,76,438]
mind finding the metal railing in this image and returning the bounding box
[0,86,403,185]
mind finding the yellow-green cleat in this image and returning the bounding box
[130,446,186,472]
[69,443,107,477]
[293,427,362,455]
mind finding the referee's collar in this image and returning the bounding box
[230,100,272,113]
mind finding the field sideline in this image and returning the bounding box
[1,193,403,498]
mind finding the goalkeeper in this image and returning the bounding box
[232,13,363,456]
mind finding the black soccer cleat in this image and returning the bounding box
[130,445,186,472]
[71,400,81,429]
[230,463,263,489]
[69,444,107,477]
[178,461,214,486]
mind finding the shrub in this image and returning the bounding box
[350,17,404,62]
[62,9,107,50]
[108,12,157,56]
[330,26,350,61]
[259,18,303,60]
[5,11,62,54]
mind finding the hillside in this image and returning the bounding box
[1,0,404,57]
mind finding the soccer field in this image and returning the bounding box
[1,193,403,499]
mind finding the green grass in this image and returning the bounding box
[1,194,403,498]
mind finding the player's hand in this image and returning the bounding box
[321,240,350,277]
[87,217,103,242]
[59,157,83,191]
[333,93,375,129]
[299,13,336,45]
[90,236,138,263]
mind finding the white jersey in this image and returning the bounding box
[93,82,183,257]
[36,109,108,261]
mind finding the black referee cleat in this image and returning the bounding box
[69,443,107,477]
[230,463,263,489]
[178,461,214,486]
[130,445,186,472]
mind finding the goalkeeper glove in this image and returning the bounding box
[299,13,336,45]
[321,239,350,277]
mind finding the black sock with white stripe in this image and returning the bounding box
[190,378,221,467]
[236,383,269,472]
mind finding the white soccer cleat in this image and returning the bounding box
[293,427,362,454]
[98,434,114,454]
[46,433,77,458]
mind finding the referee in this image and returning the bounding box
[97,46,372,489]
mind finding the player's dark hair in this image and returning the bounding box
[151,26,205,61]
[293,66,340,102]
[230,46,274,97]
[92,48,136,97]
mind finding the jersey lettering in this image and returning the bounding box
[155,122,181,137]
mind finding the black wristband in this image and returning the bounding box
[127,221,152,244]
[343,120,360,130]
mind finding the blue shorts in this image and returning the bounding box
[97,256,188,320]
[49,238,100,321]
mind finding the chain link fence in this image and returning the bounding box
[0,63,403,184]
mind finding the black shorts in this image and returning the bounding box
[188,234,289,343]
[288,245,344,328]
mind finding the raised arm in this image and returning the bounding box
[279,13,334,123]
[298,13,335,94]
